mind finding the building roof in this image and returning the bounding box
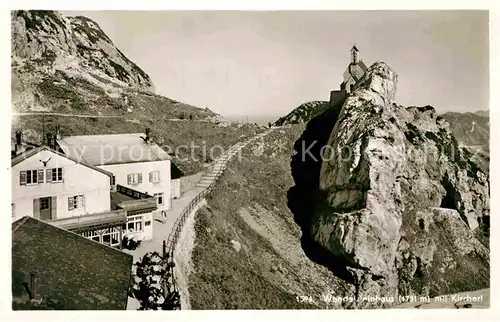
[12,216,133,310]
[171,162,184,179]
[56,133,171,166]
[358,60,368,71]
[342,60,369,86]
[11,146,114,180]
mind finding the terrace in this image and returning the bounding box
[112,185,158,215]
[48,209,127,231]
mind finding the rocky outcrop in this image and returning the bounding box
[302,62,489,306]
[11,10,154,92]
[274,101,329,126]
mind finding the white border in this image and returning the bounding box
[1,2,498,322]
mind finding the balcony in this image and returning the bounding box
[112,185,158,216]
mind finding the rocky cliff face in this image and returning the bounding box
[11,10,160,113]
[12,11,154,96]
[291,62,489,307]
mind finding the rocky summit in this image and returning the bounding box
[291,62,489,307]
[12,11,154,97]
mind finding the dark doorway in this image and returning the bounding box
[39,197,52,221]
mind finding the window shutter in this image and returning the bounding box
[149,172,153,182]
[46,169,52,182]
[51,197,57,220]
[33,199,40,219]
[81,195,86,207]
[68,197,74,211]
[157,171,160,181]
[38,169,44,183]
[138,173,143,184]
[127,174,132,185]
[20,171,26,185]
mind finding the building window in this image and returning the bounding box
[149,171,160,183]
[24,170,38,185]
[80,228,120,247]
[38,169,45,183]
[51,168,63,182]
[68,195,85,210]
[101,227,120,246]
[46,167,63,183]
[127,173,143,185]
[40,198,50,210]
[11,203,15,218]
[127,215,144,233]
[154,192,164,205]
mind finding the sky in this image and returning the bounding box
[64,10,489,120]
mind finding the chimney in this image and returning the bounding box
[53,134,58,151]
[55,125,61,140]
[14,130,22,153]
[46,133,53,149]
[145,128,151,143]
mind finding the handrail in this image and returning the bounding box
[164,130,270,255]
[162,129,274,308]
[164,156,229,255]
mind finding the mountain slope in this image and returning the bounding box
[440,111,489,150]
[11,10,264,175]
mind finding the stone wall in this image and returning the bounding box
[180,171,205,195]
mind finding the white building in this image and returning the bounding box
[56,129,172,213]
[11,142,156,248]
[11,146,113,222]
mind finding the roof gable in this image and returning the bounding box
[12,216,132,310]
[11,146,114,179]
[358,60,368,71]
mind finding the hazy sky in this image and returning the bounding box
[64,10,489,119]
